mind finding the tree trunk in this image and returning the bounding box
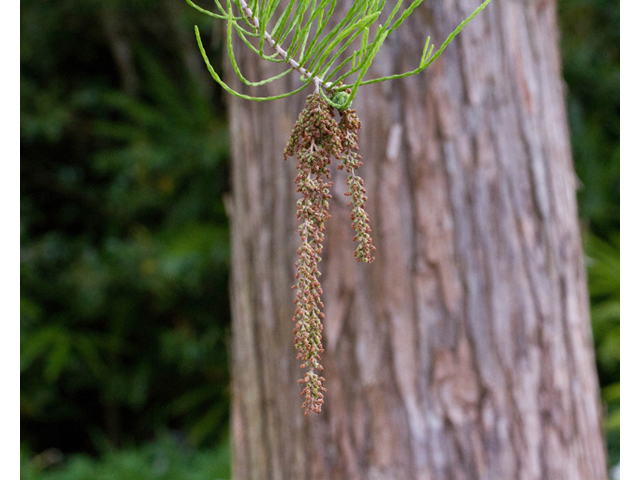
[224,0,608,479]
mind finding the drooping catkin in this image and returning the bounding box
[285,94,342,414]
[337,108,376,263]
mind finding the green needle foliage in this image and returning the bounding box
[187,0,492,414]
[188,0,492,107]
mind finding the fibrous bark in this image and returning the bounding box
[225,0,607,479]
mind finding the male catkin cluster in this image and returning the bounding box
[284,93,375,415]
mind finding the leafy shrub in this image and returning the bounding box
[585,233,620,467]
[21,435,231,480]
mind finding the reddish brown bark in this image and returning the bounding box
[225,1,607,479]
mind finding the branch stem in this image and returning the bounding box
[237,0,335,92]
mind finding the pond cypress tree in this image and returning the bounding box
[189,0,607,478]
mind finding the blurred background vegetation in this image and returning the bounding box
[20,0,619,478]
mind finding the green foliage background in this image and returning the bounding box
[20,0,619,477]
